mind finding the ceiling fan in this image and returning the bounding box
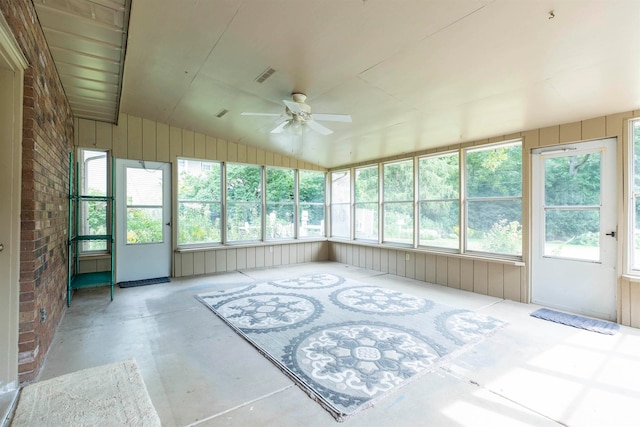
[241,93,352,135]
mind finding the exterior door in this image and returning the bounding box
[531,138,617,320]
[115,160,171,282]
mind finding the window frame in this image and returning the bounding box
[225,162,263,244]
[298,170,327,238]
[330,169,351,239]
[463,140,523,258]
[265,166,296,241]
[354,164,380,242]
[628,118,640,273]
[417,150,460,251]
[176,157,223,247]
[382,158,414,246]
[77,148,111,254]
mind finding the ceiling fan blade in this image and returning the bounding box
[241,112,281,117]
[270,120,289,134]
[306,120,333,135]
[311,113,352,123]
[282,99,303,114]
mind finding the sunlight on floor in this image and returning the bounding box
[483,330,640,426]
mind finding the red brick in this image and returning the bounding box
[2,0,73,384]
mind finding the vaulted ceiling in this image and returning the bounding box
[35,0,640,168]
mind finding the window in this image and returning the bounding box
[177,159,222,245]
[331,170,351,238]
[125,167,164,244]
[299,170,326,237]
[266,167,295,239]
[465,142,522,256]
[78,149,109,252]
[630,119,640,270]
[226,163,262,242]
[419,152,459,249]
[354,165,379,241]
[383,159,413,245]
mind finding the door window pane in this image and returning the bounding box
[126,207,163,244]
[126,167,163,244]
[543,152,602,261]
[544,154,600,206]
[544,209,600,261]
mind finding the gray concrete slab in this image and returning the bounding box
[36,262,640,427]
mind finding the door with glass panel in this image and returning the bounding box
[115,160,171,282]
[531,138,617,320]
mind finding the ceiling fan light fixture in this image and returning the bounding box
[243,93,351,135]
[284,119,305,135]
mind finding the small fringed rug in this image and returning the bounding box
[11,358,161,427]
[197,273,505,421]
[531,308,619,335]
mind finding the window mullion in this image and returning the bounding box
[460,148,467,254]
[261,165,266,242]
[294,170,299,239]
[413,156,419,249]
[221,162,227,244]
[350,167,355,241]
[378,163,383,244]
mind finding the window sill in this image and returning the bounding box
[327,238,525,267]
[175,238,329,253]
[621,274,640,283]
[78,253,111,260]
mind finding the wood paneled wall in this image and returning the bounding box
[74,113,329,280]
[618,277,640,328]
[174,241,329,277]
[74,113,324,171]
[329,110,640,326]
[329,242,526,302]
[75,110,640,327]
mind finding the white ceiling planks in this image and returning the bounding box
[33,0,130,123]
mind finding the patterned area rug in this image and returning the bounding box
[197,274,505,421]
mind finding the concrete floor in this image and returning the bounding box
[36,261,640,426]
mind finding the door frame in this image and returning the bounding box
[0,14,27,393]
[530,138,618,320]
[115,159,172,282]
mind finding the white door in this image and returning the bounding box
[116,160,171,282]
[531,138,617,320]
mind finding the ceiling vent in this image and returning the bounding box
[255,67,276,83]
[215,109,229,118]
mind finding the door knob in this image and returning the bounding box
[606,231,616,237]
[0,243,3,252]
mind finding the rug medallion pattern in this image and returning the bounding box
[198,273,504,421]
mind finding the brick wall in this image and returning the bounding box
[1,0,74,382]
